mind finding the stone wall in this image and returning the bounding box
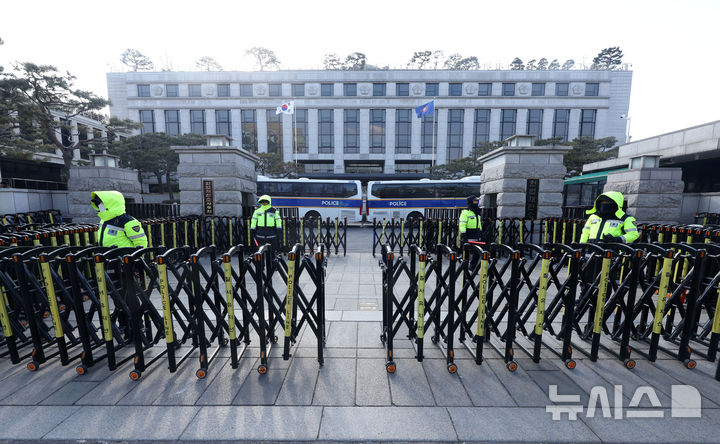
[174,146,258,217]
[0,189,68,215]
[604,168,683,224]
[67,167,141,223]
[681,192,720,224]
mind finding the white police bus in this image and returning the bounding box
[366,177,482,220]
[257,176,364,222]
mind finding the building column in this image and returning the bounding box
[462,107,474,157]
[594,108,608,139]
[205,109,216,135]
[516,109,528,137]
[334,109,343,172]
[568,109,581,141]
[385,108,396,157]
[231,109,242,144]
[360,108,370,154]
[542,108,554,139]
[308,109,318,154]
[154,109,165,133]
[180,109,191,135]
[489,108,502,142]
[435,108,448,164]
[257,109,268,153]
[411,111,422,154]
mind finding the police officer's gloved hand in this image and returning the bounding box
[602,234,623,243]
[460,233,468,244]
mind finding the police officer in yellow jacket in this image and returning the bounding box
[580,191,639,243]
[459,195,483,269]
[250,195,282,250]
[91,191,148,248]
[459,195,483,244]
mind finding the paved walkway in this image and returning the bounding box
[1,247,720,442]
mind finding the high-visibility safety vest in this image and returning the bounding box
[251,195,282,238]
[91,190,148,248]
[580,191,639,243]
[459,208,482,240]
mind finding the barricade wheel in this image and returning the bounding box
[43,311,50,318]
[506,361,518,372]
[624,359,636,370]
[76,364,87,376]
[27,361,39,372]
[385,361,396,373]
[196,368,207,379]
[59,304,66,311]
[222,338,228,346]
[565,359,576,370]
[447,363,458,374]
[129,370,141,380]
[257,364,268,374]
[684,359,696,369]
[273,335,278,343]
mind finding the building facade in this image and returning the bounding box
[107,69,632,178]
[572,120,720,222]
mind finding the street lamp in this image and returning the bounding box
[620,114,631,143]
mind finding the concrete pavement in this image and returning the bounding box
[1,229,719,442]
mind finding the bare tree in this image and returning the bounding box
[245,47,280,71]
[430,50,445,69]
[408,51,432,69]
[195,56,223,71]
[323,53,343,70]
[444,53,463,69]
[456,56,480,70]
[344,52,367,70]
[120,48,155,72]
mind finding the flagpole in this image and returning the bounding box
[432,96,436,168]
[292,100,297,173]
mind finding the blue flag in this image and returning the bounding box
[415,101,434,118]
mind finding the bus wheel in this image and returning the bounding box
[304,211,321,223]
[407,211,424,221]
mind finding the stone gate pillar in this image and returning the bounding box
[604,161,684,224]
[67,152,141,223]
[173,136,259,218]
[478,136,571,219]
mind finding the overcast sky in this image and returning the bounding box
[1,0,718,141]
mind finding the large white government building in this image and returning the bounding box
[107,69,632,178]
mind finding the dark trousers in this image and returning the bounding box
[255,235,278,254]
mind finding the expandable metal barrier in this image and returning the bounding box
[380,237,720,379]
[0,240,328,380]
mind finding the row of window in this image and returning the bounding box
[295,161,432,174]
[136,82,601,98]
[139,108,597,157]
